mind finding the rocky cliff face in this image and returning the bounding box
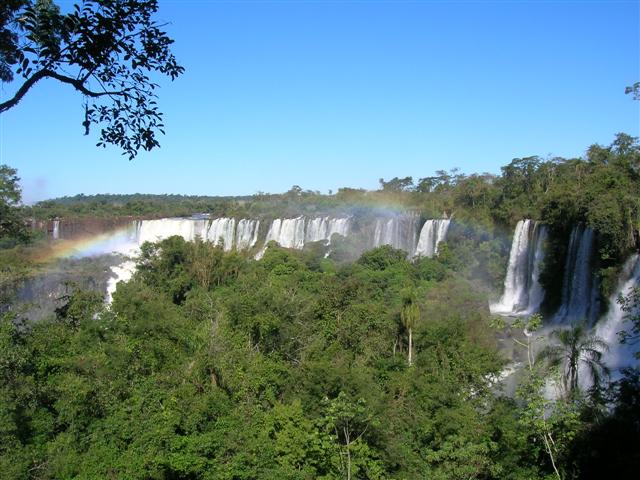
[32,217,139,240]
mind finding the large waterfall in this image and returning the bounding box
[136,218,209,244]
[257,216,351,258]
[235,219,260,250]
[135,217,259,251]
[490,219,547,316]
[555,225,599,323]
[263,217,307,250]
[372,214,419,253]
[305,216,350,243]
[206,217,236,251]
[414,219,451,257]
[52,220,60,240]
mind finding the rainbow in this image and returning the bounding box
[35,226,138,263]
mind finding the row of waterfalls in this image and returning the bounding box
[138,215,451,257]
[45,214,449,301]
[51,214,451,259]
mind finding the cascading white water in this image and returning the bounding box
[490,219,548,315]
[587,255,640,382]
[256,216,351,259]
[106,260,136,302]
[327,217,350,240]
[414,219,451,257]
[136,218,208,244]
[65,212,466,303]
[206,217,236,251]
[305,217,329,243]
[52,220,60,240]
[372,214,419,253]
[264,217,307,249]
[305,217,350,243]
[235,219,260,250]
[373,218,396,248]
[526,224,548,313]
[555,225,599,323]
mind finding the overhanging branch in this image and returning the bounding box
[0,69,132,113]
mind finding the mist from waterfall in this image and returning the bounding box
[414,219,451,258]
[490,219,548,316]
[594,254,640,376]
[305,217,350,244]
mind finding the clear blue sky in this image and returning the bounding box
[1,0,638,203]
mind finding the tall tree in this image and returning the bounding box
[400,289,420,366]
[0,164,28,245]
[0,0,183,159]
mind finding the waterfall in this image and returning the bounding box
[490,219,548,315]
[305,217,329,243]
[256,216,351,259]
[264,217,307,250]
[136,218,208,245]
[414,219,451,257]
[327,217,350,240]
[52,220,60,240]
[306,217,351,243]
[235,219,260,250]
[527,224,548,313]
[372,214,419,253]
[594,255,640,376]
[206,217,236,251]
[555,225,599,323]
[373,218,396,248]
[106,260,136,303]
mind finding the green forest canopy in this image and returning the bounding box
[1,133,639,479]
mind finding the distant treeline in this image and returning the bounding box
[26,193,253,220]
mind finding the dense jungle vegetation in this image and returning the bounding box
[0,133,639,479]
[1,237,639,479]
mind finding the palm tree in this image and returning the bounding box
[539,323,609,398]
[400,291,420,366]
